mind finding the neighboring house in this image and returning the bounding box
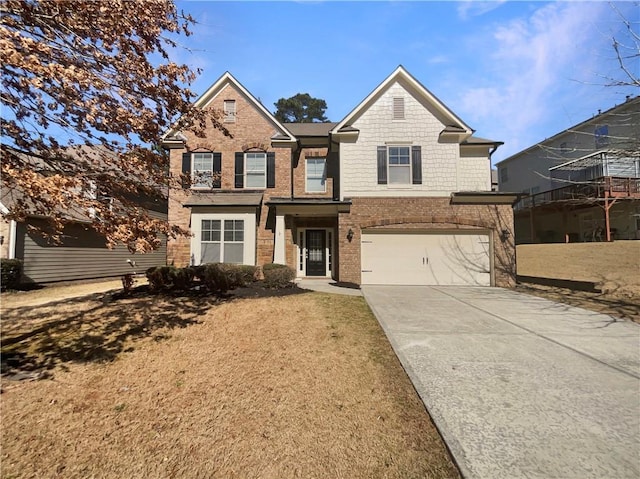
[496,96,640,244]
[0,148,168,284]
[163,66,518,287]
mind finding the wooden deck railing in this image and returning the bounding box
[516,176,640,210]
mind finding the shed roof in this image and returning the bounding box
[183,192,263,207]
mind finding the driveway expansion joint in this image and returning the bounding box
[432,286,640,380]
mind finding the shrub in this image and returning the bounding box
[198,263,256,292]
[1,259,22,291]
[236,265,259,285]
[146,266,183,292]
[262,263,295,289]
[146,263,257,294]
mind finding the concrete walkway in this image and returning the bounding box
[362,285,640,479]
[296,278,362,296]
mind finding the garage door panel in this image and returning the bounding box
[361,232,491,286]
[362,234,426,285]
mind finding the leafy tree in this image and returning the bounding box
[0,0,224,252]
[273,93,329,123]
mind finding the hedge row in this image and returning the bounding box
[1,259,22,291]
[145,263,295,293]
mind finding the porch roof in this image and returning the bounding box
[265,198,351,207]
[265,197,352,215]
[450,191,522,205]
[184,192,263,207]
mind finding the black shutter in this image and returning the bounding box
[266,152,276,188]
[181,152,191,188]
[411,146,422,184]
[212,152,222,188]
[377,146,387,185]
[235,152,244,188]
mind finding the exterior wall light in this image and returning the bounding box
[500,229,511,242]
[347,228,354,242]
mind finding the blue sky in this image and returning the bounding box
[171,1,639,165]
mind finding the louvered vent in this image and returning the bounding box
[393,97,405,120]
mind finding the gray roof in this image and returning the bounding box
[284,123,338,137]
[265,197,351,206]
[497,95,640,166]
[184,192,263,207]
[462,136,504,146]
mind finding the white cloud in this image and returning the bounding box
[457,1,507,20]
[457,1,612,161]
[427,55,449,65]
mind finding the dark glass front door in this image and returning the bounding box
[305,229,326,276]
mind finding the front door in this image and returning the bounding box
[305,229,326,276]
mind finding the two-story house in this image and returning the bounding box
[163,66,518,287]
[496,97,640,243]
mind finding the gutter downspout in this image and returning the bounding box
[489,143,502,190]
[489,143,502,162]
[291,142,299,200]
[9,220,17,259]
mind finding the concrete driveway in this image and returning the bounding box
[362,286,640,479]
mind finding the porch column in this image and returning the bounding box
[273,213,286,264]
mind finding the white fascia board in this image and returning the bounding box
[330,65,472,136]
[199,72,297,144]
[162,71,298,144]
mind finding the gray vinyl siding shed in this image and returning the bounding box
[15,219,167,284]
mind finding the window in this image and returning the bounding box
[245,152,266,188]
[388,146,411,184]
[377,145,421,185]
[306,158,327,192]
[500,167,508,183]
[595,124,609,148]
[223,100,236,123]
[193,152,214,188]
[182,152,220,189]
[393,97,405,120]
[192,213,255,266]
[200,219,244,264]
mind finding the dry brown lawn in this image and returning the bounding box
[516,241,640,323]
[1,286,459,479]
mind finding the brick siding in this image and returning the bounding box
[337,197,515,287]
[167,82,293,268]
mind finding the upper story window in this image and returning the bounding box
[388,146,411,183]
[393,97,405,120]
[377,145,422,185]
[223,100,236,123]
[595,124,609,148]
[245,152,266,188]
[181,152,221,189]
[193,152,217,188]
[500,167,508,183]
[306,158,327,192]
[234,151,275,189]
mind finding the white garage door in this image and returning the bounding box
[361,231,491,286]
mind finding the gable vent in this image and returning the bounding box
[393,97,405,120]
